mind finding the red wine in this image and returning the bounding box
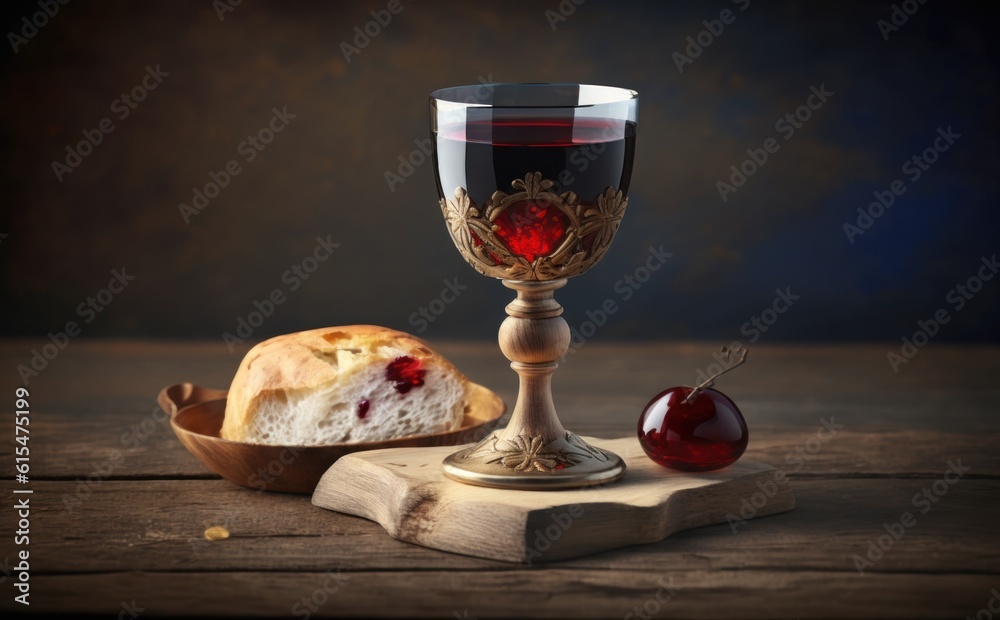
[433,117,636,215]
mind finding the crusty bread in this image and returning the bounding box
[221,325,469,445]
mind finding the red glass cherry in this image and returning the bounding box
[492,199,567,262]
[637,347,749,471]
[638,387,748,471]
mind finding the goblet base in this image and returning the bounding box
[440,278,625,490]
[442,430,626,490]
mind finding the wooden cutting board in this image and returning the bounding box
[312,436,795,563]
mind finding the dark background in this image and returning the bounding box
[2,0,998,347]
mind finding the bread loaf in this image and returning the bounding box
[221,325,468,445]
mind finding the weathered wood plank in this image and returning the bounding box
[312,439,796,563]
[3,342,998,478]
[7,479,997,573]
[0,341,1000,484]
[3,340,999,430]
[1,341,996,618]
[9,570,997,618]
[5,410,996,478]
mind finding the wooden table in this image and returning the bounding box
[2,340,997,618]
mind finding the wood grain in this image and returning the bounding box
[4,341,999,430]
[8,414,996,478]
[3,341,999,479]
[1,340,997,618]
[8,479,996,574]
[9,571,998,618]
[313,437,794,562]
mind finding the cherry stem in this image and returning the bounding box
[682,347,749,404]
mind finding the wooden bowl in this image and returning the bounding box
[156,382,506,494]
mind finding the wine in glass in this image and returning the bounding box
[430,83,637,489]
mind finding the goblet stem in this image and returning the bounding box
[441,278,626,490]
[498,279,570,442]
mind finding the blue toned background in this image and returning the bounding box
[1,0,997,343]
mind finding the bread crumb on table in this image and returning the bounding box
[204,526,230,541]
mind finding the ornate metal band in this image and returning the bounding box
[442,429,626,489]
[440,172,628,281]
[461,431,612,473]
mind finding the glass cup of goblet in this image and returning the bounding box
[430,83,638,489]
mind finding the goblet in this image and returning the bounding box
[431,83,637,489]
